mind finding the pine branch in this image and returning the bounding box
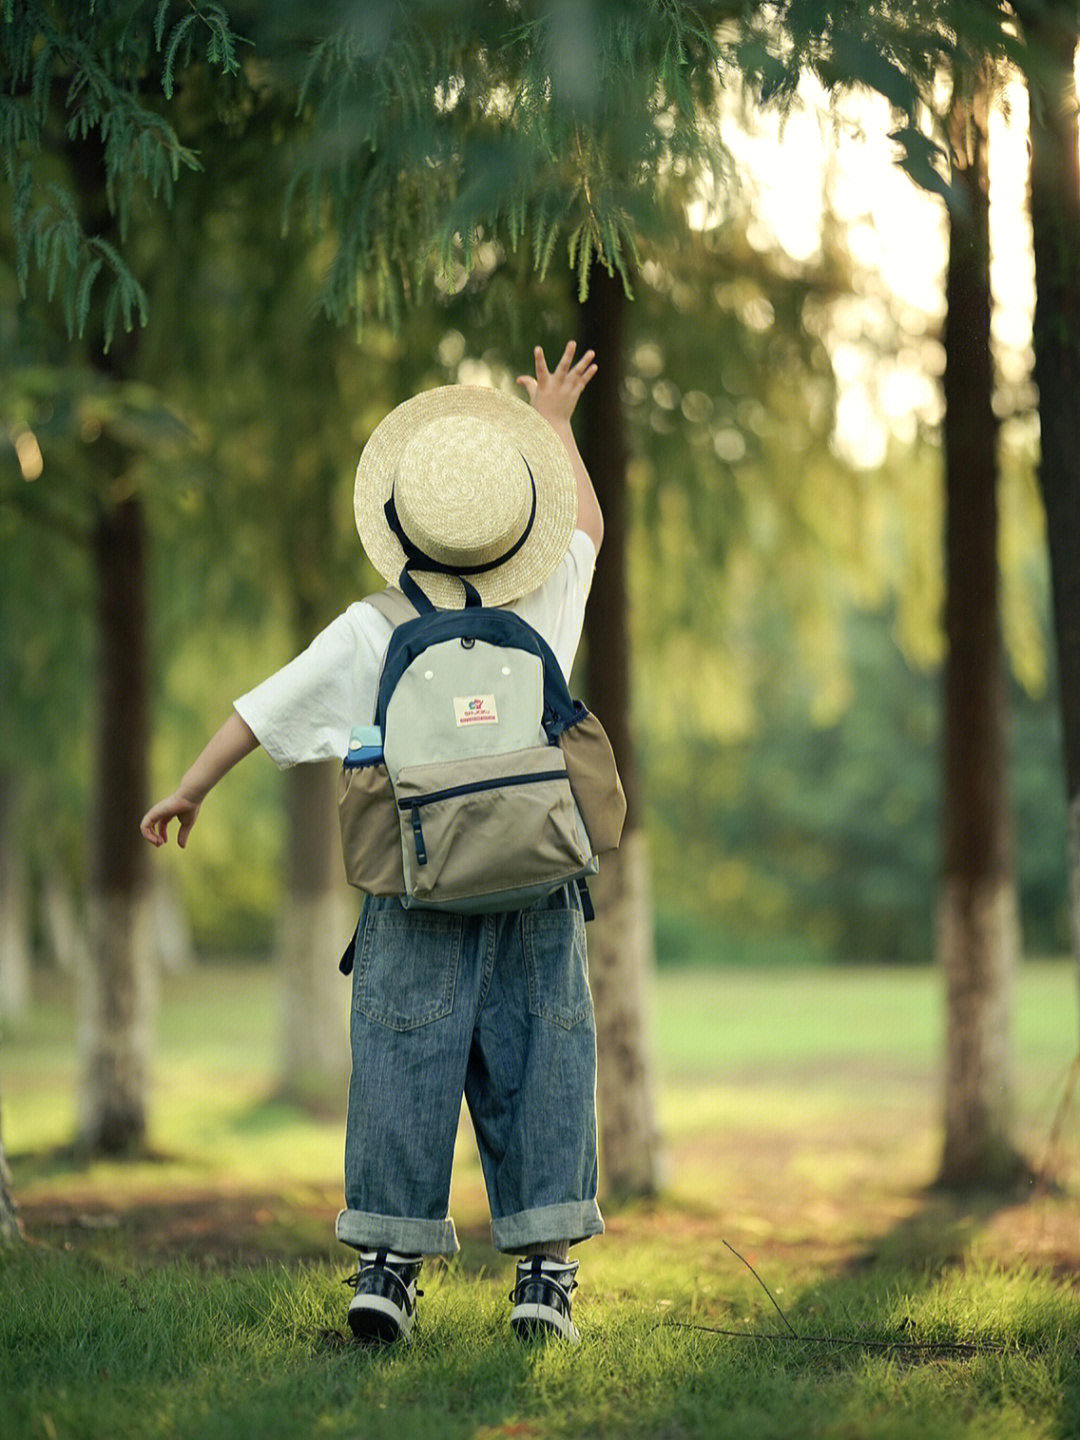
[4,0,250,340]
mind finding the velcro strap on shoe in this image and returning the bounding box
[510,1257,577,1308]
[355,1253,421,1310]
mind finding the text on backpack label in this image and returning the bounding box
[453,695,499,726]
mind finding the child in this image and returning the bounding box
[141,341,605,1345]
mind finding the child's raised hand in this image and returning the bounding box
[517,341,597,430]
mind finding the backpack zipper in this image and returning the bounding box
[401,769,569,867]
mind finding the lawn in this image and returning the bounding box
[4,957,1080,1439]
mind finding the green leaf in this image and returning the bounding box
[162,13,198,99]
[45,224,65,302]
[576,222,595,302]
[154,1,171,52]
[11,164,33,287]
[75,257,105,336]
[103,282,121,353]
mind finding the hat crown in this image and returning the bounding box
[395,416,533,570]
[354,384,577,608]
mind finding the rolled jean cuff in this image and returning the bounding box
[335,1208,460,1257]
[491,1199,604,1255]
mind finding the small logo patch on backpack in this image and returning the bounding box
[453,694,499,726]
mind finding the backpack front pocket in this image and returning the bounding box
[394,746,593,909]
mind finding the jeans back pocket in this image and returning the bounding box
[521,897,591,1030]
[353,901,461,1031]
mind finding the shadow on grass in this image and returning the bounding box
[8,1177,1080,1440]
[691,1178,1080,1440]
[225,1093,341,1135]
[848,1181,1029,1273]
[14,1179,343,1270]
[10,1107,1080,1440]
[10,1139,182,1186]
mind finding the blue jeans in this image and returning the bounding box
[335,883,604,1257]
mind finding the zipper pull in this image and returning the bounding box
[411,805,427,866]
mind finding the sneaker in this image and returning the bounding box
[509,1257,580,1343]
[344,1249,423,1344]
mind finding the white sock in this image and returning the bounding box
[520,1239,571,1263]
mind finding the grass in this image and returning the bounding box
[4,957,1080,1438]
[4,1243,1080,1439]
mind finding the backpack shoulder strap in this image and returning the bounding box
[363,586,420,629]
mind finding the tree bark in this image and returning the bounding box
[579,265,664,1199]
[0,1097,22,1248]
[68,131,156,1157]
[0,772,32,1023]
[79,495,155,1155]
[274,463,354,1111]
[938,77,1026,1188]
[148,871,195,975]
[276,759,352,1110]
[1021,6,1080,1038]
[42,873,90,975]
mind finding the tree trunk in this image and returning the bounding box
[0,772,32,1024]
[79,496,155,1155]
[0,1097,22,1248]
[579,265,664,1199]
[276,759,352,1110]
[149,870,195,975]
[274,466,354,1112]
[66,128,158,1156]
[42,873,90,975]
[938,77,1025,1189]
[1022,7,1080,1039]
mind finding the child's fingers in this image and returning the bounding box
[516,374,537,400]
[534,345,551,381]
[567,362,597,398]
[553,339,577,375]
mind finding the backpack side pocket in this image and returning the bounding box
[559,710,627,854]
[338,762,405,895]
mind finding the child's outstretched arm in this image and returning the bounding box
[517,340,603,554]
[140,710,259,848]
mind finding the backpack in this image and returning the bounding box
[337,572,625,918]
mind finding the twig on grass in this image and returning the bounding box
[661,1321,1008,1358]
[662,1238,1010,1360]
[722,1239,797,1338]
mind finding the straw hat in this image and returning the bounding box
[354,385,577,608]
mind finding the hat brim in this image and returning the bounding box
[354,386,578,608]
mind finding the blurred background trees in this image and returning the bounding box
[2,2,1076,1200]
[753,0,1080,1187]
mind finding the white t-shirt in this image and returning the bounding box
[235,530,597,768]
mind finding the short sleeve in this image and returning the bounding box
[510,530,597,680]
[234,602,393,768]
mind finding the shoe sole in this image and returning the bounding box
[510,1303,580,1344]
[348,1294,414,1345]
